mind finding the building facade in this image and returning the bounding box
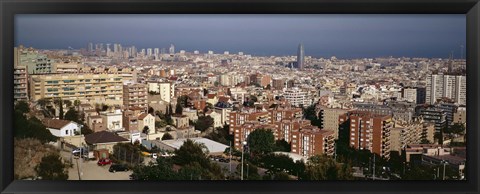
[123,83,148,110]
[339,111,392,158]
[29,73,124,105]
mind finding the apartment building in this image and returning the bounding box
[339,111,392,158]
[123,83,148,110]
[229,107,335,158]
[15,47,53,74]
[319,106,349,139]
[390,120,435,152]
[147,82,175,103]
[14,65,28,102]
[291,127,335,157]
[29,73,124,105]
[426,74,466,105]
[283,87,312,107]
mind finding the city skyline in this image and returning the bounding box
[15,14,466,59]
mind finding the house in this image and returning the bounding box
[42,118,81,137]
[138,113,155,134]
[99,109,124,131]
[205,110,222,128]
[85,131,130,153]
[172,115,189,128]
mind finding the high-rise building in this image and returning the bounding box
[297,43,305,70]
[339,111,392,158]
[169,44,175,55]
[147,82,175,103]
[88,42,94,53]
[426,74,466,105]
[14,65,28,102]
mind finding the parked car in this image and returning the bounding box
[109,164,129,173]
[97,158,112,166]
[72,148,88,157]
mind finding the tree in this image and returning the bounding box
[63,100,72,108]
[173,139,209,167]
[303,105,322,128]
[148,107,154,114]
[14,111,58,143]
[73,100,81,110]
[132,157,178,180]
[64,108,80,123]
[236,161,261,180]
[35,153,68,180]
[15,100,30,114]
[37,98,50,109]
[304,155,353,180]
[53,98,64,119]
[112,143,144,166]
[275,139,291,152]
[81,124,94,135]
[247,128,275,155]
[162,133,173,140]
[205,125,233,145]
[175,103,183,115]
[244,95,258,107]
[194,116,214,132]
[142,126,150,134]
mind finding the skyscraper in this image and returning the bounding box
[297,43,304,70]
[169,44,175,55]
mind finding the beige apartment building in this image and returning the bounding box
[29,73,124,105]
[319,106,349,139]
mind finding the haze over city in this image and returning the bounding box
[15,14,466,59]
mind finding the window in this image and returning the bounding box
[66,130,69,135]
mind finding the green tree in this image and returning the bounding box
[162,133,173,140]
[304,155,353,180]
[275,139,291,152]
[173,139,209,167]
[194,116,214,132]
[14,111,58,143]
[132,157,179,180]
[63,100,72,108]
[303,105,322,128]
[247,128,275,155]
[81,124,94,135]
[35,153,68,180]
[37,98,51,109]
[236,161,261,180]
[175,103,183,115]
[111,143,144,166]
[73,100,81,110]
[53,98,64,119]
[15,100,30,114]
[64,108,80,122]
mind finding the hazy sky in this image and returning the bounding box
[15,14,466,59]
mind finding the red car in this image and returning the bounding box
[97,158,112,166]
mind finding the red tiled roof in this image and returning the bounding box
[138,113,149,120]
[42,118,73,129]
[85,131,129,144]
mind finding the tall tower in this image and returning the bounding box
[169,44,175,55]
[297,43,304,70]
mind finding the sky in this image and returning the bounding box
[15,14,466,59]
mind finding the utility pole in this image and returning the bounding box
[443,161,447,180]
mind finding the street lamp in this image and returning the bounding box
[241,141,247,180]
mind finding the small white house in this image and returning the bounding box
[138,113,155,135]
[42,118,82,137]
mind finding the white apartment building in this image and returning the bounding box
[147,82,175,103]
[283,87,312,107]
[403,88,417,103]
[426,74,466,105]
